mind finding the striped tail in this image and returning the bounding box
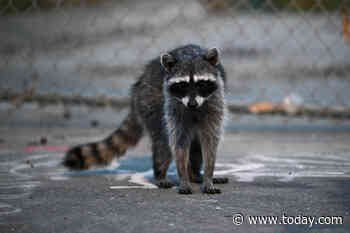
[63,112,143,170]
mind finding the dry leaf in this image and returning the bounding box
[248,101,277,114]
[341,6,350,42]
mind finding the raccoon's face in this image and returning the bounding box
[161,48,221,109]
[167,75,218,109]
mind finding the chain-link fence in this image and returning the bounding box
[1,0,350,124]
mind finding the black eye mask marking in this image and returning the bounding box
[168,82,190,98]
[168,80,218,99]
[195,80,218,97]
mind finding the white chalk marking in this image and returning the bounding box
[3,153,64,216]
[0,203,21,216]
[110,170,157,189]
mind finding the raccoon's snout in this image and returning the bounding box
[187,98,198,109]
[181,96,203,109]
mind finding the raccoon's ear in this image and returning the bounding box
[205,48,220,66]
[160,53,176,72]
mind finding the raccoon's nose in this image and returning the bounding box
[188,99,198,109]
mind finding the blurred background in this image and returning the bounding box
[1,2,350,231]
[1,0,350,130]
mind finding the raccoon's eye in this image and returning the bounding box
[196,80,217,97]
[168,82,190,98]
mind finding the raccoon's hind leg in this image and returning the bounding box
[152,138,173,189]
[189,138,229,185]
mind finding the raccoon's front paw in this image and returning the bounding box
[178,183,193,195]
[201,184,221,194]
[156,179,174,189]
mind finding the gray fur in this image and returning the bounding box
[64,44,228,194]
[134,44,227,194]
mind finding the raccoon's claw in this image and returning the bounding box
[213,177,229,184]
[178,184,193,195]
[156,179,173,189]
[201,185,221,194]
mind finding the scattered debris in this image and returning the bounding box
[40,137,48,145]
[27,137,48,146]
[25,160,34,168]
[90,120,99,127]
[63,109,72,120]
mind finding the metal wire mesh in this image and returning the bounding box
[1,0,350,120]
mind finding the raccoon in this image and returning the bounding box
[63,44,228,194]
